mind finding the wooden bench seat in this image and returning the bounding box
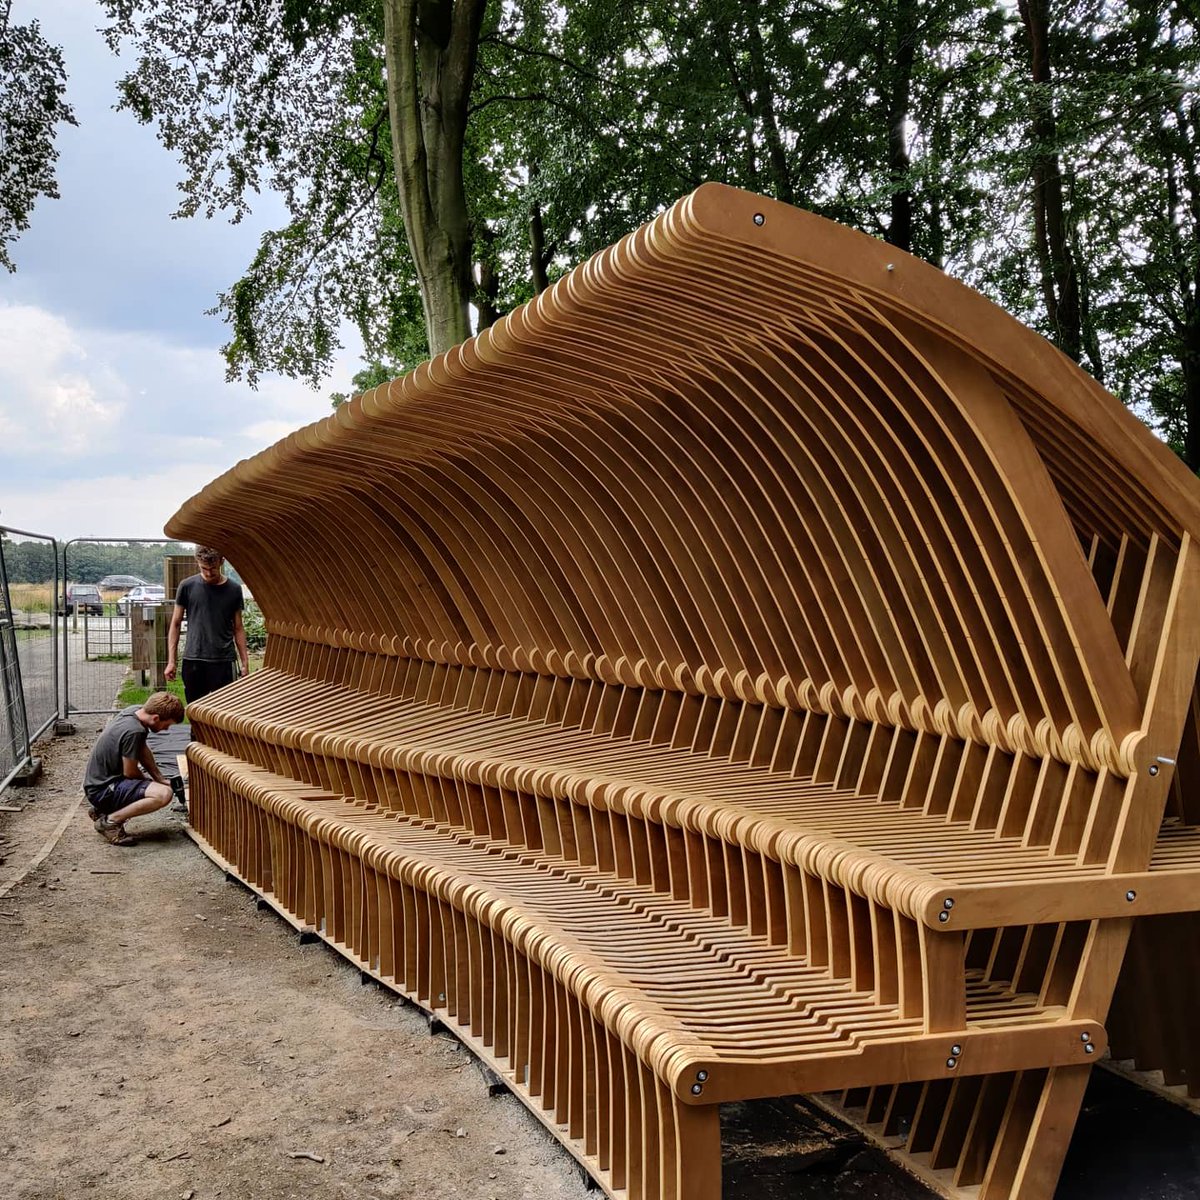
[169,184,1200,1198]
[186,741,1102,1197]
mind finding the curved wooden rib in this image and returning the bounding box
[168,184,1200,1200]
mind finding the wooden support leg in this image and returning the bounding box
[670,1101,722,1200]
[979,1065,1092,1199]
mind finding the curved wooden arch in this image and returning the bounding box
[170,184,1200,1199]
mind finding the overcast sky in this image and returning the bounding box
[0,0,361,540]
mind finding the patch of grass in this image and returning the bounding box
[116,675,189,723]
[115,657,263,719]
[9,582,54,613]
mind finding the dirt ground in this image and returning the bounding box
[4,722,1197,1200]
[0,722,589,1200]
[0,722,924,1200]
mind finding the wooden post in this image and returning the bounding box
[153,603,170,689]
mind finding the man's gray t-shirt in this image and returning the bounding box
[84,705,147,795]
[175,574,244,661]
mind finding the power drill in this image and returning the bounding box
[170,775,188,808]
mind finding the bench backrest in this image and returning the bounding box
[173,184,1200,881]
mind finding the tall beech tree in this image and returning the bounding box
[1017,0,1086,363]
[1098,5,1200,468]
[92,0,1200,477]
[102,0,495,370]
[0,0,75,270]
[382,0,484,352]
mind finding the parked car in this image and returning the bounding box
[117,584,166,615]
[99,574,147,592]
[64,583,104,616]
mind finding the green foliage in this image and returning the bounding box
[0,536,55,585]
[0,537,195,586]
[91,0,1200,469]
[117,674,188,720]
[0,0,76,270]
[330,358,410,408]
[241,598,268,653]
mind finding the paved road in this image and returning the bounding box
[11,616,131,720]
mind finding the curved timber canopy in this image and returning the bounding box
[169,182,1200,783]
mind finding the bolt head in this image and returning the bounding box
[1084,1044,1095,1054]
[1126,890,1136,902]
[1149,764,1160,776]
[752,213,765,226]
[946,1057,958,1069]
[691,1082,704,1095]
[943,898,955,909]
[938,911,950,923]
[951,1044,962,1056]
[1081,1032,1091,1042]
[696,1070,709,1082]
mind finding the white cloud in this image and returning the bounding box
[0,305,127,457]
[0,0,367,542]
[240,419,307,445]
[0,299,362,539]
[0,462,229,541]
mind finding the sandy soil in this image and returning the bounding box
[0,724,588,1200]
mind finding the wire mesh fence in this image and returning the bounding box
[0,576,29,790]
[0,536,256,758]
[62,538,195,716]
[0,526,59,790]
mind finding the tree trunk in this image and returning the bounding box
[530,201,551,294]
[475,223,501,330]
[884,0,917,253]
[718,34,763,194]
[381,0,485,356]
[1183,315,1200,471]
[746,7,794,206]
[1169,96,1200,470]
[1018,0,1083,362]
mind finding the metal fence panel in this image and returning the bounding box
[0,618,29,790]
[5,529,59,742]
[63,538,194,716]
[1,525,60,789]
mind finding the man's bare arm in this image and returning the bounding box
[233,609,250,675]
[165,604,185,681]
[137,740,166,785]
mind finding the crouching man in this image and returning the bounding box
[84,692,186,846]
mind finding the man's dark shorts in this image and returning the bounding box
[88,777,151,815]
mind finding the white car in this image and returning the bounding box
[117,584,166,615]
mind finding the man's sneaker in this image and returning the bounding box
[94,816,136,847]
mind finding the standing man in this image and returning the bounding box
[85,691,186,845]
[166,546,250,704]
